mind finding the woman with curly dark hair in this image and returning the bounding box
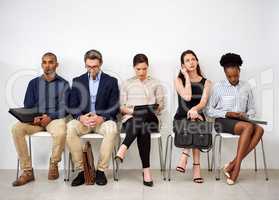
[207,53,264,185]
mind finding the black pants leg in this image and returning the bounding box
[137,130,151,168]
[137,114,159,168]
[122,118,142,148]
[122,114,158,168]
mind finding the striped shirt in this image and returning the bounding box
[206,79,256,118]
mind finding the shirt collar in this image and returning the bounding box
[40,74,60,82]
[224,79,241,87]
[133,75,152,82]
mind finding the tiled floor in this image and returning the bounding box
[0,169,278,200]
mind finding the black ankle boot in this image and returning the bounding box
[71,171,85,186]
[96,170,107,186]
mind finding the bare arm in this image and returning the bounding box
[175,75,192,102]
[191,80,212,112]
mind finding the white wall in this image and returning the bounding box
[0,0,278,169]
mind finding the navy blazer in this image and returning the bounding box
[69,72,120,121]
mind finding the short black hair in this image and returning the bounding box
[220,53,242,69]
[133,54,149,66]
[42,52,57,62]
[84,49,103,63]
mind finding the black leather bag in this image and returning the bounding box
[173,119,213,152]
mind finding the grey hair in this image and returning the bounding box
[84,49,103,63]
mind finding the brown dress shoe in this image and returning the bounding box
[48,160,59,180]
[12,169,35,186]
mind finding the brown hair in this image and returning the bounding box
[84,49,103,63]
[178,50,204,85]
[133,53,149,67]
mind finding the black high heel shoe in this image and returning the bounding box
[142,172,153,187]
[192,163,204,184]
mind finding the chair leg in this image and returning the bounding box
[16,159,20,179]
[117,135,121,149]
[261,138,269,181]
[28,137,32,166]
[211,134,218,171]
[115,137,121,181]
[215,135,222,181]
[254,148,257,172]
[71,157,75,173]
[63,149,67,181]
[67,152,71,181]
[163,134,170,180]
[112,152,115,180]
[63,150,66,180]
[112,147,118,181]
[167,135,174,181]
[207,151,210,171]
[158,137,164,173]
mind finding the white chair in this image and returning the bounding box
[65,133,119,182]
[163,132,211,181]
[210,128,269,181]
[16,131,67,181]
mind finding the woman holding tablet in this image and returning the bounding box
[115,54,165,187]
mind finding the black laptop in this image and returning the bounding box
[134,104,159,112]
[9,107,42,123]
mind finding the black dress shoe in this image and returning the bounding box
[71,171,85,186]
[142,173,153,187]
[96,170,107,186]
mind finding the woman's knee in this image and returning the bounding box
[254,125,264,137]
[235,122,254,135]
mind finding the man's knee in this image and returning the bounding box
[67,119,80,130]
[66,119,80,140]
[11,122,26,137]
[52,129,66,141]
[66,119,80,134]
[102,120,118,138]
[48,120,67,139]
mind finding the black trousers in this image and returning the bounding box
[122,113,159,168]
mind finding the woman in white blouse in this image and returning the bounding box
[115,54,164,187]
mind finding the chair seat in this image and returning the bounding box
[219,133,239,138]
[31,131,51,137]
[80,134,104,139]
[120,132,162,139]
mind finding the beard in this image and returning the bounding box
[44,70,56,77]
[88,69,100,79]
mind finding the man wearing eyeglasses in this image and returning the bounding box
[66,49,120,186]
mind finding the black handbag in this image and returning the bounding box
[173,119,213,152]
